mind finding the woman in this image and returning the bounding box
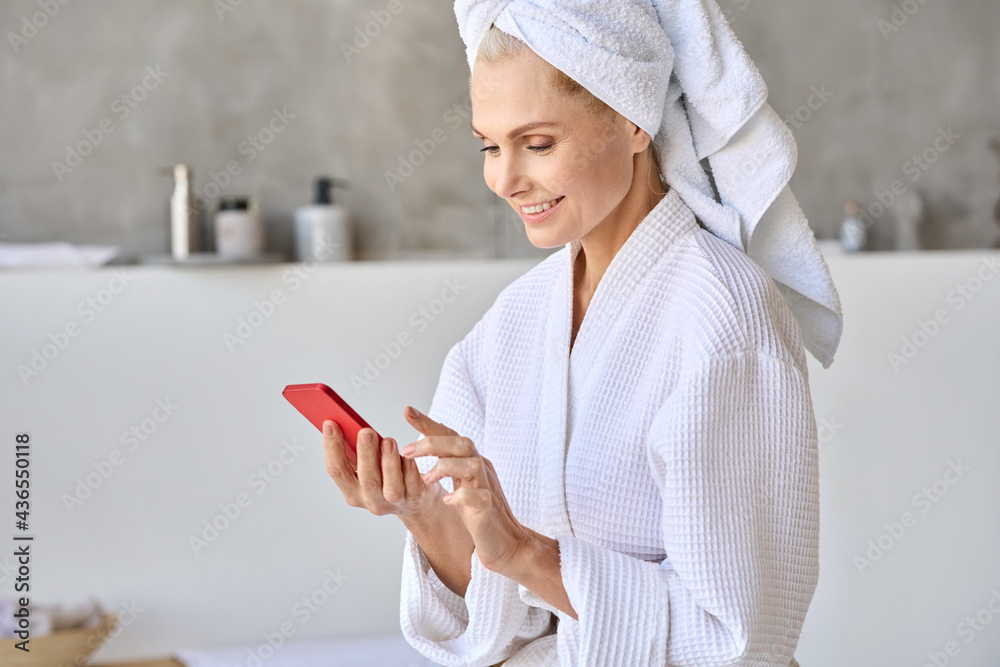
[323,1,841,665]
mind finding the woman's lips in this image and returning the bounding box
[518,196,564,223]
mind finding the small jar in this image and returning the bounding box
[214,196,263,259]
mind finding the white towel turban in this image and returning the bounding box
[455,0,844,368]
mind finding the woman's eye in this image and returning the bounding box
[479,144,553,155]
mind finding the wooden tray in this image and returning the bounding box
[0,612,118,667]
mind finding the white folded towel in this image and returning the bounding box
[455,0,844,368]
[0,596,105,638]
[0,241,121,268]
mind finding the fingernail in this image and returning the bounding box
[382,438,393,455]
[362,431,374,445]
[323,421,332,436]
[401,443,416,456]
[406,406,419,419]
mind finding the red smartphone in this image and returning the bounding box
[282,383,382,462]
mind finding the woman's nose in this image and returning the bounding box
[490,154,525,200]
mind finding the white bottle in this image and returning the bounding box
[170,164,200,259]
[840,199,866,253]
[294,177,351,262]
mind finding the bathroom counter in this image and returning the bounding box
[2,252,999,665]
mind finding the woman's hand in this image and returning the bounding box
[401,408,531,575]
[322,418,443,518]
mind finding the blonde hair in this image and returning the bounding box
[473,24,665,194]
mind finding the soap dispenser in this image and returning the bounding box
[294,177,351,262]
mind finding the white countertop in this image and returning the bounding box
[2,251,999,665]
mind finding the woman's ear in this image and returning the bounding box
[631,125,652,155]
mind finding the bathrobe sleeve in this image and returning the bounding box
[400,335,555,666]
[554,348,819,666]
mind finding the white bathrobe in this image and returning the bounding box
[399,186,819,666]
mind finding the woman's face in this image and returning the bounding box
[470,49,649,249]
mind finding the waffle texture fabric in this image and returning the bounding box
[399,186,818,666]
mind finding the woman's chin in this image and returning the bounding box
[523,228,567,250]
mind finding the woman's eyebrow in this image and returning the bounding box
[470,121,561,139]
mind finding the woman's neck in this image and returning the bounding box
[575,155,667,297]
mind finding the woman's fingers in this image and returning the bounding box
[323,420,360,505]
[443,485,492,513]
[355,428,384,504]
[422,456,484,487]
[323,416,450,518]
[404,406,459,437]
[402,434,476,459]
[380,437,405,504]
[401,455,426,503]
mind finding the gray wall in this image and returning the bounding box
[1,0,998,260]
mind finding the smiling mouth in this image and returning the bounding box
[519,196,564,215]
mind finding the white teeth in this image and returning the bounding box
[521,197,561,214]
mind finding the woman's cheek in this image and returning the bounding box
[576,124,622,174]
[552,156,583,192]
[558,138,613,188]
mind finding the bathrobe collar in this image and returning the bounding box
[535,186,699,538]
